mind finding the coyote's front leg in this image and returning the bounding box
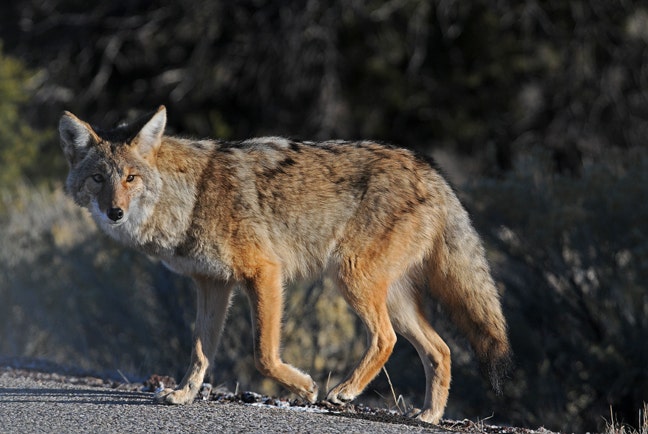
[156,276,232,404]
[244,262,319,403]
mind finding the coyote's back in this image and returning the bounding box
[59,106,510,424]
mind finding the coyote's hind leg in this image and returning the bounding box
[387,282,451,424]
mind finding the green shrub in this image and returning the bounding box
[0,43,53,191]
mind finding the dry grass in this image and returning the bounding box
[381,366,408,416]
[605,403,648,434]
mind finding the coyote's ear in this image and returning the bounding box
[59,111,100,167]
[132,106,166,162]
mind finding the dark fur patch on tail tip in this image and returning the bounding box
[480,351,513,395]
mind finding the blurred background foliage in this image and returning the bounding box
[1,0,647,431]
[0,44,52,189]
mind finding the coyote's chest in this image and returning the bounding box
[160,253,232,280]
[107,217,233,280]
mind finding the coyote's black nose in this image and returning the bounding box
[107,207,124,221]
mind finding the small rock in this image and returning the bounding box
[142,374,177,392]
[241,391,262,403]
[199,383,212,400]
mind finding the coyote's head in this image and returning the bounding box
[59,106,166,235]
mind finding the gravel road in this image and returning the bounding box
[0,369,446,434]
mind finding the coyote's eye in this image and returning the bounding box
[125,174,136,182]
[91,174,105,183]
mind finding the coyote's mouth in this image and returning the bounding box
[107,218,127,227]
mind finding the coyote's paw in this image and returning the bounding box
[154,387,195,405]
[297,380,318,404]
[413,408,442,425]
[402,406,442,424]
[326,384,358,406]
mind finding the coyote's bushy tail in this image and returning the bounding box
[427,195,512,393]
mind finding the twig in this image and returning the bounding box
[381,366,404,415]
[116,369,130,384]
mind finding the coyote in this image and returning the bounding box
[59,106,510,423]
